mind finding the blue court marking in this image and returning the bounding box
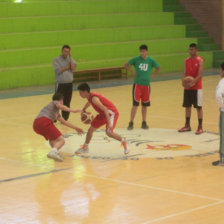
[0,167,71,183]
[0,69,219,100]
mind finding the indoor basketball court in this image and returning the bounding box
[1,0,224,223]
[1,74,224,224]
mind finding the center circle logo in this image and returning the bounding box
[60,128,219,160]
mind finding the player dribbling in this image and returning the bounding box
[75,83,130,155]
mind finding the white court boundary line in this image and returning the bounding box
[0,75,221,222]
[67,172,224,223]
[140,200,224,224]
[0,156,222,202]
[1,155,224,223]
[80,173,223,202]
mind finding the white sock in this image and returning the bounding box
[51,147,58,153]
[84,143,89,148]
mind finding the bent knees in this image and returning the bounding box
[106,130,113,138]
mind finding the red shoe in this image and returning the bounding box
[178,126,191,132]
[195,127,203,135]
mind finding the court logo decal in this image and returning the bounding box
[60,128,219,160]
[146,144,191,151]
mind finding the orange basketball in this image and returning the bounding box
[81,112,94,124]
[183,76,194,88]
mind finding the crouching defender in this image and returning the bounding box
[33,93,83,161]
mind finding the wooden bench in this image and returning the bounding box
[73,66,128,82]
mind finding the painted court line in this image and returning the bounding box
[0,159,223,224]
[81,173,224,223]
[140,200,224,224]
[79,173,224,202]
[0,155,223,202]
[0,168,71,183]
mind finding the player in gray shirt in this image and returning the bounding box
[53,45,77,121]
[33,93,83,161]
[36,101,62,122]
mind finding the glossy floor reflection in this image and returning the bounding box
[0,75,224,224]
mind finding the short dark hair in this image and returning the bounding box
[221,62,224,71]
[189,43,198,49]
[77,83,90,93]
[52,93,64,101]
[139,44,148,51]
[62,45,71,51]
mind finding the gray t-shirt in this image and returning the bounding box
[36,101,61,121]
[53,55,77,84]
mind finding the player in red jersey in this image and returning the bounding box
[75,83,130,155]
[178,43,204,135]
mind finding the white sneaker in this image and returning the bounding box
[75,145,89,155]
[47,151,63,162]
[121,140,130,155]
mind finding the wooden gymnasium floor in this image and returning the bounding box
[0,72,224,224]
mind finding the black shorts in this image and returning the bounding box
[132,84,151,107]
[183,89,202,108]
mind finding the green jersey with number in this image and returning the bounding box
[128,56,159,86]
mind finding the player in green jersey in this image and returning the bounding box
[125,44,160,130]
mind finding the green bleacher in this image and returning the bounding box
[0,0,218,89]
[163,0,224,67]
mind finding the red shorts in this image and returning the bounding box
[133,84,150,106]
[91,111,119,132]
[33,117,62,141]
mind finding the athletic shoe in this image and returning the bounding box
[178,126,191,132]
[212,160,224,166]
[121,140,130,155]
[127,122,134,130]
[141,121,149,130]
[47,151,63,162]
[195,127,203,135]
[75,145,89,154]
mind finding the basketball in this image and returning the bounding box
[81,112,94,124]
[183,76,194,88]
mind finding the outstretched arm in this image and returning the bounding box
[55,102,82,113]
[57,117,84,135]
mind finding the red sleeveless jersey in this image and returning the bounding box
[185,55,203,90]
[88,92,118,114]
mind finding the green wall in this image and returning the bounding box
[0,0,163,17]
[0,0,214,89]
